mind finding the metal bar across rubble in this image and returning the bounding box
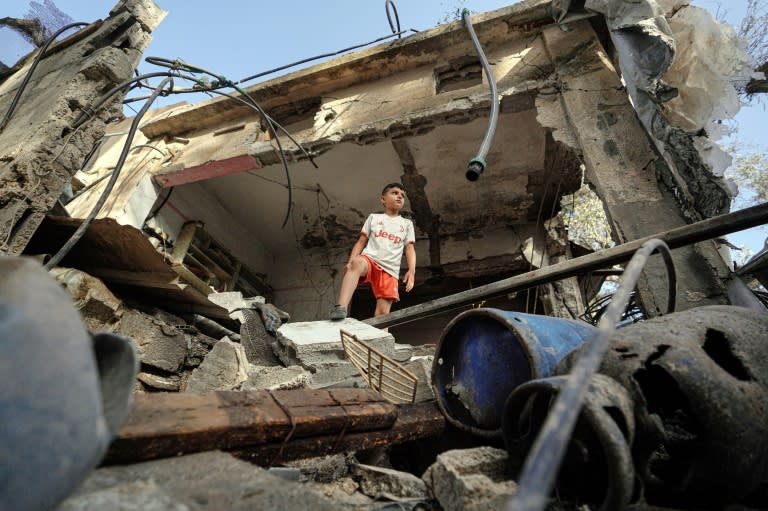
[366,202,768,328]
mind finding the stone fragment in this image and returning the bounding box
[207,291,265,322]
[422,447,516,511]
[242,365,309,391]
[403,356,435,403]
[287,454,352,483]
[184,332,217,368]
[137,372,181,392]
[57,451,337,511]
[185,339,248,393]
[353,463,429,500]
[116,309,187,373]
[239,308,281,366]
[57,479,189,511]
[51,268,122,332]
[275,318,395,369]
[307,360,362,389]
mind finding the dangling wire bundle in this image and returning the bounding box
[385,0,402,38]
[45,77,174,270]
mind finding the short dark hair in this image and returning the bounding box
[381,183,406,195]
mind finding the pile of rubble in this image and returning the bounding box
[51,266,520,511]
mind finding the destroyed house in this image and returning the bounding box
[3,0,768,509]
[2,0,748,343]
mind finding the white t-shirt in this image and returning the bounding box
[360,213,415,278]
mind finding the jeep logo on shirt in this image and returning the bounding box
[374,229,402,244]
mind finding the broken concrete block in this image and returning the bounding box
[207,291,265,321]
[185,339,248,393]
[275,318,395,369]
[137,372,181,392]
[422,447,516,511]
[117,309,187,373]
[287,453,352,483]
[392,342,415,362]
[352,463,429,500]
[51,267,122,332]
[242,365,309,391]
[403,356,435,403]
[57,451,337,511]
[184,333,215,368]
[57,479,190,511]
[307,360,362,389]
[239,308,281,366]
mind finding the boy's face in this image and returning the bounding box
[381,186,406,211]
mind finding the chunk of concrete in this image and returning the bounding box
[242,365,309,391]
[137,372,181,392]
[57,479,189,511]
[275,318,395,369]
[57,451,337,511]
[51,268,123,332]
[207,291,265,322]
[116,308,187,373]
[185,339,248,393]
[403,356,435,403]
[286,453,352,483]
[353,463,429,500]
[422,447,516,511]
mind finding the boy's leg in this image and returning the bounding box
[337,255,369,308]
[331,255,369,320]
[374,298,394,316]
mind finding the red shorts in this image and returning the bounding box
[359,255,399,301]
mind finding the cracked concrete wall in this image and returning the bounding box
[0,0,165,255]
[538,20,730,313]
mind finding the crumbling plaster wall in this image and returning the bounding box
[537,19,731,313]
[0,0,166,255]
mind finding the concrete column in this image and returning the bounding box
[540,22,730,314]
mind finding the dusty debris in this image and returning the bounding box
[116,308,188,374]
[185,338,249,394]
[58,451,339,511]
[242,364,310,391]
[422,446,516,511]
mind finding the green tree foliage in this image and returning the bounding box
[559,180,615,252]
[739,0,768,97]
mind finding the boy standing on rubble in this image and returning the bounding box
[330,183,416,321]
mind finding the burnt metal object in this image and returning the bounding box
[432,308,595,437]
[0,256,138,511]
[502,374,636,511]
[556,305,768,506]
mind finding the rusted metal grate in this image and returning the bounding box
[340,329,417,404]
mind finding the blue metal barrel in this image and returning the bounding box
[431,307,595,437]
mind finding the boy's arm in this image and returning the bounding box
[403,243,416,292]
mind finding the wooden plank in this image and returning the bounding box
[231,402,446,466]
[104,389,397,464]
[153,154,262,188]
[85,268,186,290]
[367,202,768,328]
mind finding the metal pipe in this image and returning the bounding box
[365,201,768,328]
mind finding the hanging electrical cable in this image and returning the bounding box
[236,30,416,85]
[45,77,174,270]
[461,9,499,182]
[0,21,90,132]
[141,56,319,228]
[385,0,402,38]
[505,238,677,511]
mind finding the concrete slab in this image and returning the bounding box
[275,318,395,368]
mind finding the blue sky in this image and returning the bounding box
[2,0,765,254]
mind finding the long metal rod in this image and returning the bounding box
[366,201,768,328]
